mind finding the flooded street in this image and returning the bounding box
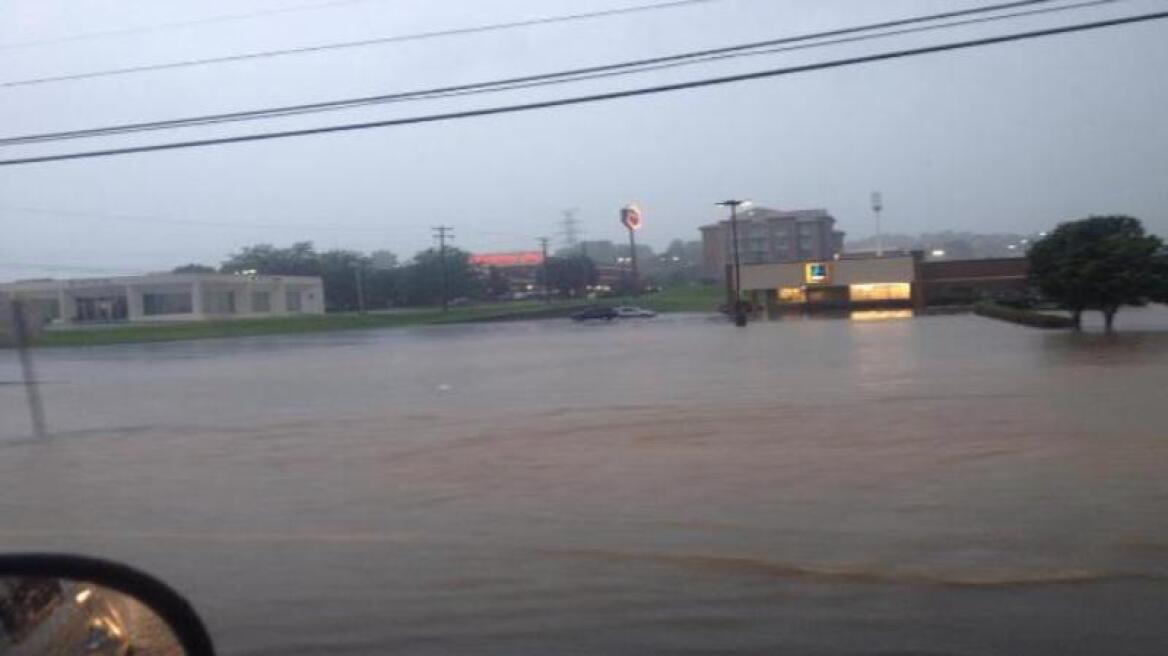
[2,311,1168,655]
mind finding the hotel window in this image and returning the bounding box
[849,283,912,301]
[777,287,806,303]
[252,291,271,313]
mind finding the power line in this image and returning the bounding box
[0,0,395,51]
[0,0,1079,146]
[0,0,721,89]
[2,10,1165,168]
[0,203,405,232]
[0,202,527,241]
[559,209,583,250]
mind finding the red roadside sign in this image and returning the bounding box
[620,204,643,231]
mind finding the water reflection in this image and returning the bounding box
[850,309,914,322]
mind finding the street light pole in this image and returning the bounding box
[716,199,748,327]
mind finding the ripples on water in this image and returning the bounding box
[1,310,1167,654]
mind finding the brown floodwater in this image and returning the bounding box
[2,309,1167,654]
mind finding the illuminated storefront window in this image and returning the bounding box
[849,283,912,301]
[777,287,806,303]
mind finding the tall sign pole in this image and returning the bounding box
[716,199,748,327]
[620,204,643,294]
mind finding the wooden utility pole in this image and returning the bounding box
[538,237,551,303]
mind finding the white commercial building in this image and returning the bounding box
[0,273,325,325]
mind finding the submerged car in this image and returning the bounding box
[613,306,657,318]
[571,306,618,321]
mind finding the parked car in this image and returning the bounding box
[571,306,618,321]
[613,306,657,318]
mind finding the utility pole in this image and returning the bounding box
[716,199,748,327]
[433,225,453,311]
[10,301,46,438]
[871,191,884,257]
[353,260,366,314]
[538,237,551,303]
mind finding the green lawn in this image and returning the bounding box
[626,283,724,313]
[20,284,723,348]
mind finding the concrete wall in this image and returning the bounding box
[0,274,325,325]
[740,255,917,291]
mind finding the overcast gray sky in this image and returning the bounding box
[1,0,1166,280]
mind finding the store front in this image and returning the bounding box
[741,253,924,313]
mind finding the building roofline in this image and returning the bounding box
[0,272,322,289]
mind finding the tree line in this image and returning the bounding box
[173,242,604,312]
[1028,215,1168,332]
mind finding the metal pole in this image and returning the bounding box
[11,301,46,438]
[717,199,748,327]
[628,228,639,294]
[730,203,742,299]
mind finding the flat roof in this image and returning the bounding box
[0,272,321,292]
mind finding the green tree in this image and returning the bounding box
[317,250,368,312]
[220,242,320,276]
[540,255,597,296]
[1028,216,1163,332]
[1154,252,1168,304]
[172,263,216,273]
[400,247,482,307]
[486,266,511,298]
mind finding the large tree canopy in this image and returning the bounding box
[400,247,481,307]
[219,243,402,312]
[540,255,597,296]
[1028,216,1163,331]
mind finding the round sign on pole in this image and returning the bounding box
[620,204,643,231]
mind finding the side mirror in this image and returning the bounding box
[0,553,214,655]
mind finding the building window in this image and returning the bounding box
[777,287,806,303]
[143,292,193,316]
[286,290,302,312]
[849,283,912,301]
[252,291,271,313]
[203,290,235,314]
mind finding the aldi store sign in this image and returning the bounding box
[805,262,831,284]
